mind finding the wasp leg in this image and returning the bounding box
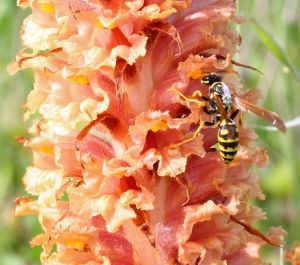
[225,108,242,129]
[229,109,240,120]
[169,87,205,105]
[170,113,222,148]
[170,121,205,148]
[190,90,209,101]
[203,105,216,115]
[189,91,215,116]
[203,115,220,127]
[171,88,214,115]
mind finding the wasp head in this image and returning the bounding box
[201,73,222,86]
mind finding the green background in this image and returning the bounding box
[1,0,299,264]
[237,1,300,263]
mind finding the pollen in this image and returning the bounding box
[40,3,55,14]
[115,172,124,178]
[95,20,105,29]
[96,20,116,29]
[187,69,203,79]
[39,146,54,155]
[69,75,89,85]
[150,121,168,132]
[108,22,116,29]
[67,239,85,250]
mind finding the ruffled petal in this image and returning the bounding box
[11,0,287,264]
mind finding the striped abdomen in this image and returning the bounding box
[218,118,239,164]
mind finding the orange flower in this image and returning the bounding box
[285,243,300,264]
[9,0,287,264]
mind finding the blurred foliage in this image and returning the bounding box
[1,0,299,264]
[237,0,300,264]
[0,1,41,264]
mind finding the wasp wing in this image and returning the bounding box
[213,94,228,121]
[233,95,286,133]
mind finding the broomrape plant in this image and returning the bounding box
[8,0,287,264]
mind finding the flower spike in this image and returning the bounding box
[9,0,287,264]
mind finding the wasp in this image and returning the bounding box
[170,72,286,164]
[204,97,240,164]
[200,72,233,115]
[200,72,286,133]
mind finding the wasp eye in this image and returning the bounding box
[201,75,211,85]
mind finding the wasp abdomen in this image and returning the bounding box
[218,118,239,164]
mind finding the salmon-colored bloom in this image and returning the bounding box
[9,0,287,264]
[285,243,300,264]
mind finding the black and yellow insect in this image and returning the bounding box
[203,96,239,164]
[200,72,233,115]
[170,72,286,164]
[218,114,239,164]
[170,72,240,163]
[200,72,286,133]
[200,72,239,163]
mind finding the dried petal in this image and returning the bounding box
[10,0,286,264]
